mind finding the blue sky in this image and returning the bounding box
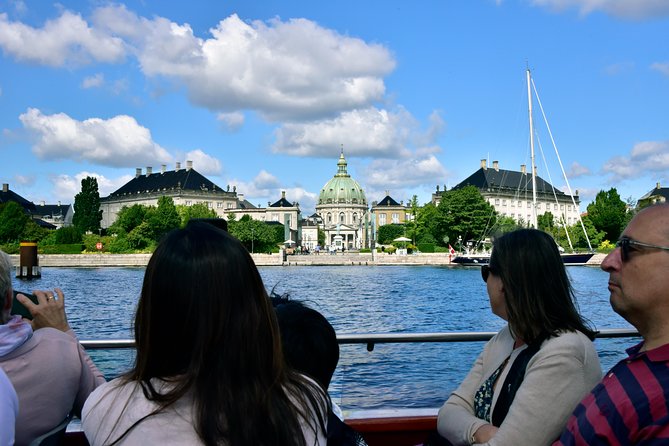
[1,0,668,215]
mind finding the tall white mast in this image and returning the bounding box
[527,68,538,228]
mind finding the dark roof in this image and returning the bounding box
[237,199,257,209]
[270,197,293,208]
[452,167,570,198]
[105,168,226,198]
[34,204,70,218]
[0,188,36,213]
[639,186,669,201]
[376,195,401,206]
[33,218,57,229]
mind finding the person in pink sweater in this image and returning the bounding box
[0,250,105,446]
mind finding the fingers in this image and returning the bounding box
[15,293,37,311]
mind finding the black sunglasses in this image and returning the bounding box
[616,237,669,262]
[481,265,498,282]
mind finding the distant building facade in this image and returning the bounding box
[1,183,72,229]
[315,151,369,250]
[99,161,238,228]
[434,159,582,226]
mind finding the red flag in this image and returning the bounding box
[448,244,456,255]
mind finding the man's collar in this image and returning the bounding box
[627,341,669,362]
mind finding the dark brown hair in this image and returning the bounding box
[489,228,596,343]
[113,222,327,445]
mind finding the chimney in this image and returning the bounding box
[135,168,142,178]
[58,201,61,206]
[2,183,8,192]
[186,160,193,171]
[238,193,245,201]
[521,164,526,174]
[657,182,662,189]
[146,166,152,176]
[161,164,166,174]
[493,161,499,172]
[175,162,181,172]
[481,159,487,170]
[282,190,286,199]
[40,200,45,206]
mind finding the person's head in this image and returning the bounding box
[484,228,595,343]
[126,221,326,445]
[133,220,280,382]
[0,250,13,322]
[272,296,339,390]
[601,203,669,338]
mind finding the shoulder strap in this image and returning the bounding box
[491,335,546,427]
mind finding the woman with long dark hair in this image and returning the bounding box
[82,222,328,445]
[436,229,602,446]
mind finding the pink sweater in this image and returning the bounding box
[0,326,105,446]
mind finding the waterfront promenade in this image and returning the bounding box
[9,252,607,267]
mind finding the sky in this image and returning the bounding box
[1,0,668,216]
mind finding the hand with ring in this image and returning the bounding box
[16,288,71,332]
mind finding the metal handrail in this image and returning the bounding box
[80,328,640,351]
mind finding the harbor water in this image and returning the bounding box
[12,265,634,410]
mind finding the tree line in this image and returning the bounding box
[0,177,637,254]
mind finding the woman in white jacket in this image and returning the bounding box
[437,229,602,446]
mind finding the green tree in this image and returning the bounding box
[406,195,420,243]
[73,176,102,234]
[415,202,440,244]
[490,215,522,237]
[0,202,30,243]
[54,226,82,244]
[537,212,555,232]
[148,196,181,241]
[109,204,148,235]
[586,188,627,242]
[228,215,276,253]
[377,224,405,244]
[436,186,497,248]
[177,203,217,226]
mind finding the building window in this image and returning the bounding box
[554,204,558,210]
[353,213,358,224]
[560,204,564,210]
[226,202,233,209]
[185,201,192,206]
[327,213,332,223]
[391,213,399,224]
[271,213,279,221]
[495,199,500,205]
[511,201,515,207]
[339,213,345,223]
[502,199,507,206]
[379,214,387,226]
[527,202,531,208]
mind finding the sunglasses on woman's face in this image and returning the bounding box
[481,265,498,283]
[616,237,669,262]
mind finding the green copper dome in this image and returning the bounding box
[318,151,367,206]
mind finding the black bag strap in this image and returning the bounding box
[491,335,547,427]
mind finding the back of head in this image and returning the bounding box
[490,228,594,342]
[134,220,279,381]
[273,299,339,390]
[130,222,326,445]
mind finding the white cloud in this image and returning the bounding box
[0,11,125,67]
[93,7,395,120]
[183,149,222,175]
[273,107,415,157]
[229,171,319,214]
[602,140,669,181]
[603,62,634,76]
[51,172,133,202]
[19,108,173,167]
[82,73,105,89]
[217,112,245,131]
[362,154,449,189]
[650,62,669,76]
[530,0,669,19]
[13,174,34,186]
[566,161,591,178]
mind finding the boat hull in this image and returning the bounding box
[453,252,595,266]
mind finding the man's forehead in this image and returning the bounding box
[625,206,669,239]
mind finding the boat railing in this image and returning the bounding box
[81,328,639,351]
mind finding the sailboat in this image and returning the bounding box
[453,69,595,266]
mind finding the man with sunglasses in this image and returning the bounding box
[555,203,669,445]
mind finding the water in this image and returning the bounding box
[11,265,633,410]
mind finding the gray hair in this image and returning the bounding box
[0,250,12,310]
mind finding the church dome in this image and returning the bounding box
[318,151,367,206]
